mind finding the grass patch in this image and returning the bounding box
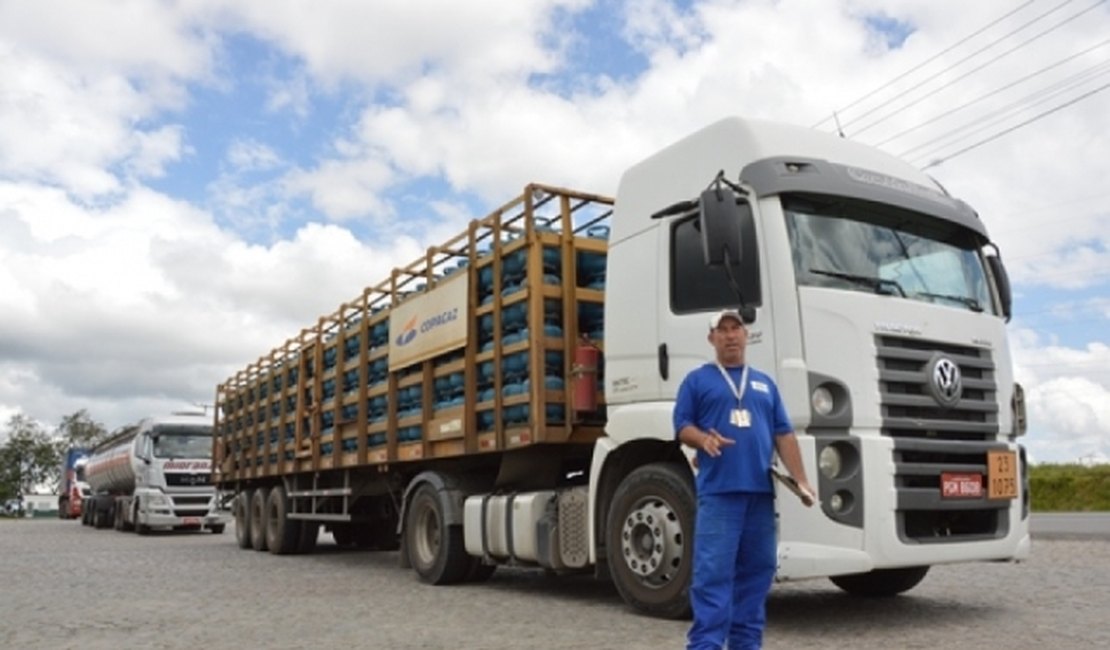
[1029,464,1110,512]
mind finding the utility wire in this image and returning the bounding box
[919,78,1110,168]
[902,58,1110,162]
[849,0,1106,138]
[873,37,1110,148]
[834,0,1081,132]
[810,0,1037,129]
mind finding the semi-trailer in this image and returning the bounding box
[214,116,1029,617]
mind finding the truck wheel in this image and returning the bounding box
[94,504,112,530]
[830,566,930,597]
[405,483,470,585]
[249,488,269,551]
[58,498,69,519]
[606,463,695,619]
[234,491,252,549]
[464,557,497,583]
[209,524,225,534]
[331,524,356,548]
[297,522,319,554]
[265,486,302,554]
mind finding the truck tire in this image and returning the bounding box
[830,566,930,597]
[297,522,319,554]
[605,462,695,620]
[404,483,470,585]
[249,488,269,551]
[331,524,356,547]
[58,498,69,519]
[209,524,225,534]
[265,486,302,554]
[94,503,113,530]
[234,491,252,549]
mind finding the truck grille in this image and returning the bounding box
[165,473,211,486]
[875,335,998,441]
[876,335,1008,542]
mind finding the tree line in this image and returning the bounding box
[0,410,113,501]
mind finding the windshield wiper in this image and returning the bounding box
[809,269,906,296]
[914,291,984,312]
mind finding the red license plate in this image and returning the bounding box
[941,472,983,498]
[182,517,201,526]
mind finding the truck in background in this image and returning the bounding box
[57,447,90,519]
[213,116,1029,618]
[82,413,227,534]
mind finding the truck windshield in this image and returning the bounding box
[151,425,213,459]
[783,195,996,315]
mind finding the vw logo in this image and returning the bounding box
[928,355,963,407]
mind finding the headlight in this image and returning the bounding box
[818,445,842,479]
[811,386,834,416]
[146,494,169,508]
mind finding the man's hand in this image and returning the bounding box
[700,428,736,457]
[796,479,817,507]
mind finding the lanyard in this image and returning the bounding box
[715,363,749,406]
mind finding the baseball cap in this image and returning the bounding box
[708,309,746,330]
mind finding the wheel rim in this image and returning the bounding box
[618,496,685,589]
[411,499,441,569]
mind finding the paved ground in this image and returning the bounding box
[1,518,1108,649]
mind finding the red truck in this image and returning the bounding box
[57,447,90,519]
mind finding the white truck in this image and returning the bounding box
[83,413,227,534]
[214,116,1029,617]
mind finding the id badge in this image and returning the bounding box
[731,408,751,428]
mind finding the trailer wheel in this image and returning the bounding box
[249,489,269,551]
[606,463,695,619]
[234,491,252,549]
[830,566,930,597]
[265,486,302,554]
[405,483,470,585]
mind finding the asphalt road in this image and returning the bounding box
[0,515,1107,649]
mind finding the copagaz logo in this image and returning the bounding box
[395,315,419,346]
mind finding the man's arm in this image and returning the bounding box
[774,432,816,506]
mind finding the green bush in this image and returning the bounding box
[1029,464,1110,512]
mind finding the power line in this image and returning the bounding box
[849,0,1107,139]
[810,0,1038,129]
[920,78,1110,168]
[836,0,1087,133]
[873,37,1110,148]
[901,58,1110,163]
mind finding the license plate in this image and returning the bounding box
[987,450,1018,499]
[941,472,982,498]
[183,517,201,526]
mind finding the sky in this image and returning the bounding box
[0,0,1107,464]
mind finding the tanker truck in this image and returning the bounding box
[213,116,1029,618]
[83,413,227,534]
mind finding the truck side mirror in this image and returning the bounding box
[986,254,1012,322]
[698,189,751,267]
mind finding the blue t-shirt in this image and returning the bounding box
[673,363,793,495]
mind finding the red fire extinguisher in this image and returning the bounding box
[572,336,600,413]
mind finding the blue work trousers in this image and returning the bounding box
[687,492,776,650]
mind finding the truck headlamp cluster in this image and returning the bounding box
[818,446,842,479]
[811,386,834,416]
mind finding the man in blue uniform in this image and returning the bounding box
[674,309,815,650]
